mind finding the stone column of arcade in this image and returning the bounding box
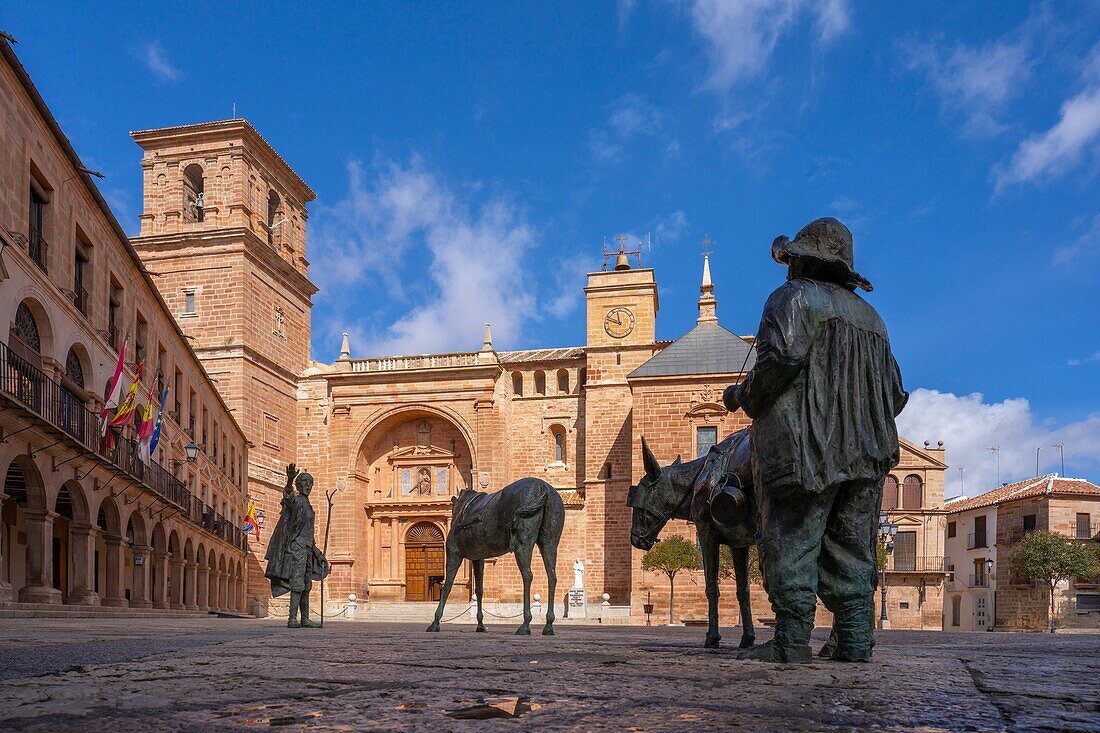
[101,534,129,607]
[18,508,62,604]
[152,549,169,609]
[207,564,218,612]
[219,569,229,612]
[130,545,153,608]
[0,489,11,603]
[185,560,199,610]
[169,556,185,610]
[68,523,100,605]
[197,562,209,610]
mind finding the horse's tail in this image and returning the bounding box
[537,481,565,548]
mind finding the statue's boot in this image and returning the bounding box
[287,591,302,629]
[818,627,839,658]
[709,485,747,526]
[299,593,321,628]
[738,619,812,664]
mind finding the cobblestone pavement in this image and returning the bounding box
[0,618,1097,732]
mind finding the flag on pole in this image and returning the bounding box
[242,500,260,541]
[148,386,170,457]
[109,361,143,428]
[99,337,128,435]
[137,383,157,462]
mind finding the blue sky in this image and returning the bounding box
[4,1,1099,496]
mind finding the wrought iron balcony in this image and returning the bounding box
[967,532,988,550]
[0,339,245,551]
[887,556,945,573]
[968,574,990,588]
[72,283,89,316]
[27,230,48,273]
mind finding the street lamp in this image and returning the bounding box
[256,508,266,527]
[184,441,199,462]
[879,511,899,627]
[985,558,995,631]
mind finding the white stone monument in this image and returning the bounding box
[568,558,587,618]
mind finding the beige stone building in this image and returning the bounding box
[0,41,248,614]
[944,475,1100,632]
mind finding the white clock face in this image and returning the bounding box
[604,307,635,338]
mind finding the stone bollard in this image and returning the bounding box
[601,593,611,623]
[533,593,543,619]
[346,593,358,620]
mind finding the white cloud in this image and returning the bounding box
[993,85,1100,190]
[655,209,689,245]
[685,0,851,93]
[142,42,181,82]
[896,388,1100,498]
[1067,350,1100,367]
[588,93,669,164]
[900,34,1031,137]
[310,158,540,356]
[1054,213,1100,264]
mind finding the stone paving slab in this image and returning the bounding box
[0,618,1097,732]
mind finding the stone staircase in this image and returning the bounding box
[0,602,237,619]
[357,601,442,623]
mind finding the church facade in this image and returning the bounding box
[129,119,949,629]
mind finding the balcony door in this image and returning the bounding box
[893,531,916,572]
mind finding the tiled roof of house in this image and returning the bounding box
[499,347,585,364]
[945,475,1100,513]
[628,321,755,378]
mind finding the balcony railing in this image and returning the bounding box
[27,231,48,273]
[887,556,945,573]
[968,574,990,588]
[1077,522,1100,541]
[72,283,89,316]
[967,532,988,550]
[351,351,481,373]
[0,339,245,551]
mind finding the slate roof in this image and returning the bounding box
[945,475,1100,514]
[628,321,756,378]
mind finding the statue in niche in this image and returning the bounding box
[417,467,432,496]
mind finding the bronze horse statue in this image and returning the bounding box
[628,431,758,649]
[427,477,565,635]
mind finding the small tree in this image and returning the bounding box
[642,535,700,625]
[1008,531,1100,632]
[718,544,764,584]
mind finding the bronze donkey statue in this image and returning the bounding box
[427,477,565,635]
[628,431,757,649]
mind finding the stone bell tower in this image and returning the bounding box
[129,119,317,612]
[582,236,658,603]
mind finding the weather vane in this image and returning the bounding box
[699,235,715,257]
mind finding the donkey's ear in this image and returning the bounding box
[641,436,662,479]
[672,454,682,466]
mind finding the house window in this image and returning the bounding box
[951,596,961,627]
[1023,514,1036,535]
[902,474,923,509]
[947,521,956,539]
[972,558,988,587]
[534,371,546,395]
[183,289,197,316]
[183,164,205,222]
[28,176,49,272]
[511,372,523,396]
[557,369,569,394]
[73,241,90,315]
[882,475,898,511]
[893,531,916,572]
[696,426,718,460]
[108,278,123,349]
[135,313,148,365]
[971,515,987,549]
[1078,513,1092,540]
[188,390,196,437]
[173,369,182,418]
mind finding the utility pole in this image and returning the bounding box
[1035,446,1041,477]
[988,446,1000,485]
[1051,443,1065,476]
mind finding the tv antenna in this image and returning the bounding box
[602,232,647,271]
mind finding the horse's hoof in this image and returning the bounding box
[425,624,440,633]
[739,636,755,649]
[515,627,532,636]
[704,635,721,649]
[475,625,487,633]
[542,626,555,636]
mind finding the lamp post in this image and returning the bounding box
[184,441,199,462]
[878,511,898,627]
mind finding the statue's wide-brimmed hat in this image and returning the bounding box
[771,217,873,292]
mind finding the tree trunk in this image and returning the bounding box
[1049,582,1056,633]
[668,572,675,626]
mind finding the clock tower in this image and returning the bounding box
[581,247,658,604]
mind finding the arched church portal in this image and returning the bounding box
[404,522,445,601]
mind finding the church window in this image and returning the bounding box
[902,475,923,509]
[534,370,546,395]
[183,164,205,222]
[183,289,197,316]
[267,190,282,246]
[882,475,898,511]
[511,372,523,396]
[557,369,569,394]
[696,426,717,459]
[550,425,566,464]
